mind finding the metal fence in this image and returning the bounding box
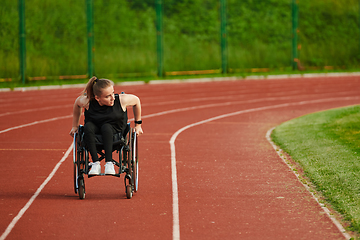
[1,0,359,83]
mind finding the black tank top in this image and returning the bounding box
[84,94,128,134]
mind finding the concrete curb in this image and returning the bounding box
[2,72,360,92]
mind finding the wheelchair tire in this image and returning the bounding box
[78,177,85,199]
[126,185,132,199]
[129,130,138,192]
[73,133,79,194]
[132,132,139,192]
[74,161,78,194]
[125,131,134,199]
[119,142,127,174]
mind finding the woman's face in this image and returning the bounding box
[95,85,115,106]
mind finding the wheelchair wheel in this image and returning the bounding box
[125,130,134,199]
[119,141,127,174]
[78,177,85,199]
[131,132,139,192]
[126,184,132,199]
[73,129,87,199]
[73,163,78,194]
[123,128,139,199]
[77,149,87,199]
[73,133,79,194]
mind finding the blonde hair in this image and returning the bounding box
[84,76,114,100]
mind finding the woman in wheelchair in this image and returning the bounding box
[69,76,143,175]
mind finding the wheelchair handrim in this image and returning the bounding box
[132,132,138,192]
[73,132,77,163]
[73,132,78,192]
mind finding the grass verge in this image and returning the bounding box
[271,105,360,237]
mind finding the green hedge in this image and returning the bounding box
[0,0,359,79]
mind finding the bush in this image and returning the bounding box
[0,0,359,79]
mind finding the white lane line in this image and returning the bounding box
[0,143,73,240]
[143,96,359,120]
[0,104,73,117]
[169,97,358,240]
[0,115,72,134]
[266,128,351,240]
[1,96,359,135]
[143,90,358,107]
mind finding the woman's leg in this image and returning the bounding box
[100,123,116,162]
[84,121,100,162]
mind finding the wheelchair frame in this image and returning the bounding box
[73,123,138,199]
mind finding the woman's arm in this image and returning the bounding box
[120,94,143,135]
[69,95,88,137]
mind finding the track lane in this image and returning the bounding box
[1,76,360,239]
[172,97,360,240]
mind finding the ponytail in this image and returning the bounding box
[83,76,114,100]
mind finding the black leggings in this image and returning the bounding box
[84,122,116,162]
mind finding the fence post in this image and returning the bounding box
[292,0,299,70]
[220,0,228,74]
[156,0,164,77]
[86,0,94,77]
[19,0,26,83]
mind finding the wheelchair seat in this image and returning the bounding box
[94,123,130,148]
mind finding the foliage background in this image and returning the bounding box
[0,0,359,79]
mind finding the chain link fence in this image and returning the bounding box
[0,0,359,83]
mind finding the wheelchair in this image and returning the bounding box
[73,122,138,199]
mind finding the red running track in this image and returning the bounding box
[1,76,360,240]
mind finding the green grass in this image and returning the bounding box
[271,105,360,235]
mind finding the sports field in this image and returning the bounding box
[1,75,359,239]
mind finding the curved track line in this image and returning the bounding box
[144,96,359,120]
[169,97,358,240]
[1,96,358,135]
[265,128,351,240]
[0,143,73,240]
[143,90,359,107]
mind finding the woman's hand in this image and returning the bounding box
[69,127,78,137]
[134,125,143,136]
